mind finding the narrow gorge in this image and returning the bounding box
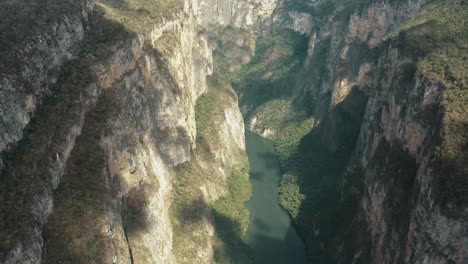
[0,0,466,263]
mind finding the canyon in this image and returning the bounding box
[0,0,466,263]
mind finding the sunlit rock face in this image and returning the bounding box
[273,11,314,35]
[0,0,274,262]
[197,0,278,28]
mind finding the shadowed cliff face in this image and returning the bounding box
[288,88,369,263]
[264,0,467,263]
[218,0,467,263]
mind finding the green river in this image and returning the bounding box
[245,130,307,264]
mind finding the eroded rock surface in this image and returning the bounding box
[0,0,276,262]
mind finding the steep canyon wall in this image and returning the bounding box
[256,0,467,263]
[0,0,277,263]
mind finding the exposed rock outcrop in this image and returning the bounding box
[1,0,466,263]
[267,0,467,263]
[0,0,276,262]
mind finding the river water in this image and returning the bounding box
[245,130,307,264]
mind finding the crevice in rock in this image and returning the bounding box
[40,227,48,263]
[121,201,134,264]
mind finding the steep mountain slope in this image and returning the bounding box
[304,1,467,262]
[0,0,466,263]
[0,0,277,263]
[229,0,467,263]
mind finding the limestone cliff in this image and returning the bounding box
[1,0,466,263]
[0,0,276,263]
[247,0,467,263]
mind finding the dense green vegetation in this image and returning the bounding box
[215,26,359,263]
[170,76,252,263]
[249,99,315,170]
[217,2,467,262]
[188,28,311,263]
[216,29,309,112]
[278,173,305,218]
[387,0,467,205]
[242,3,465,263]
[216,28,314,221]
[212,165,253,264]
[195,77,239,146]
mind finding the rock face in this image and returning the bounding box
[0,0,92,172]
[0,0,275,263]
[1,0,466,263]
[329,46,466,264]
[270,0,467,263]
[198,0,278,28]
[292,0,426,119]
